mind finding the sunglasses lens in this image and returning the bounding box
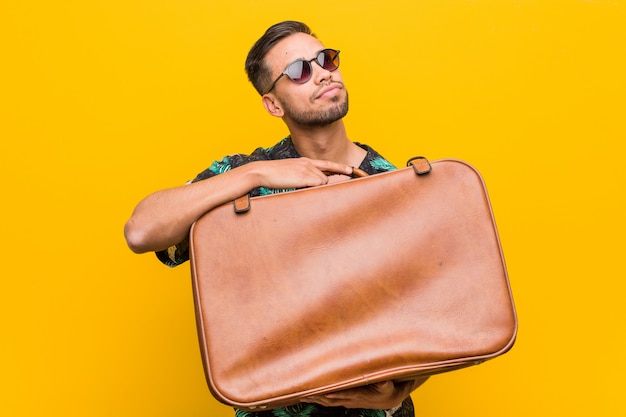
[319,49,340,71]
[280,49,340,87]
[286,60,312,83]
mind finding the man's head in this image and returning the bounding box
[245,21,315,96]
[245,21,349,128]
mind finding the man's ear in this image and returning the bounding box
[262,94,284,118]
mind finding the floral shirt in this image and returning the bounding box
[155,136,415,417]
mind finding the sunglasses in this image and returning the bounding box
[264,49,341,95]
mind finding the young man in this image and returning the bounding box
[124,21,428,417]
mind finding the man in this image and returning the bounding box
[124,20,428,417]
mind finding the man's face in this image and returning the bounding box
[264,32,348,127]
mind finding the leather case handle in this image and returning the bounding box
[233,166,369,214]
[323,166,368,178]
[349,166,369,178]
[233,159,432,214]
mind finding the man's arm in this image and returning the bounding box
[124,158,353,254]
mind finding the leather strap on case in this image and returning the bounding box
[407,156,432,175]
[233,194,251,214]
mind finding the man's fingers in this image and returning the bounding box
[308,158,353,176]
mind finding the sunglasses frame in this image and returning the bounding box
[263,49,341,95]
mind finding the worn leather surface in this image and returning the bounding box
[189,159,517,410]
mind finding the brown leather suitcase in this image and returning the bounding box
[189,157,517,411]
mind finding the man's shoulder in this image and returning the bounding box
[222,137,296,167]
[355,142,397,174]
[192,137,296,182]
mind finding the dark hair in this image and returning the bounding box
[245,21,316,95]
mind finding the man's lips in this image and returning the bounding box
[315,83,343,99]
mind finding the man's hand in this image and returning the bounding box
[301,377,428,410]
[249,157,353,190]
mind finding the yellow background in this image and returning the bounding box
[2,1,624,416]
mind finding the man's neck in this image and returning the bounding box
[289,121,366,167]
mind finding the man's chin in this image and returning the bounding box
[284,92,349,127]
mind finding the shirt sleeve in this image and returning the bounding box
[155,237,191,267]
